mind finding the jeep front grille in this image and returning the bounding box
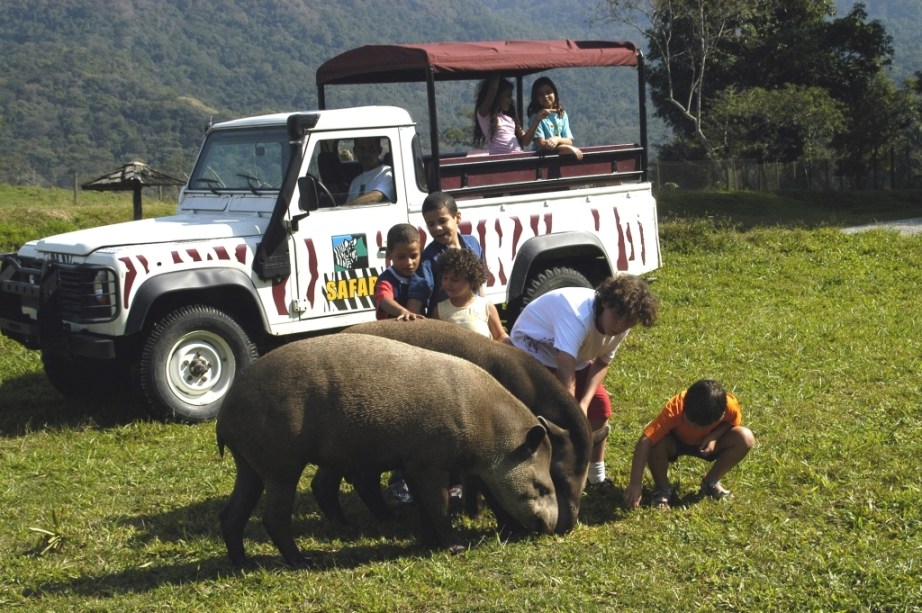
[57,265,119,323]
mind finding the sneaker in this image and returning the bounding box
[388,479,413,504]
[699,480,731,500]
[651,488,672,509]
[583,477,615,494]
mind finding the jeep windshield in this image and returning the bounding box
[188,126,289,193]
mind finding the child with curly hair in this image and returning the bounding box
[433,248,508,341]
[509,274,659,486]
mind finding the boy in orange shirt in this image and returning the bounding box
[623,379,755,509]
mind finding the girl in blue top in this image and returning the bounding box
[525,77,583,160]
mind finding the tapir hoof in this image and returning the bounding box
[283,551,313,568]
[228,552,249,568]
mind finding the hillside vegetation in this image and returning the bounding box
[2,0,918,188]
[0,0,640,188]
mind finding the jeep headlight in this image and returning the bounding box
[93,270,114,306]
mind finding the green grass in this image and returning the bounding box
[2,187,922,610]
[0,184,176,252]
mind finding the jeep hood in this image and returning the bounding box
[26,214,268,257]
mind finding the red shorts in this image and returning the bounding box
[546,365,612,422]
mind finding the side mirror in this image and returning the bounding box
[297,176,320,213]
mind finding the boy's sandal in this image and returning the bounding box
[699,480,731,500]
[651,488,672,509]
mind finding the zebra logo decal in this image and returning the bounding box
[332,234,369,271]
[324,234,377,312]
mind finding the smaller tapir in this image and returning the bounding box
[328,318,609,534]
[216,333,558,567]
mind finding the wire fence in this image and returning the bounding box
[652,153,922,191]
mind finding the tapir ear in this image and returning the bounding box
[525,418,550,454]
[537,415,567,441]
[592,424,611,446]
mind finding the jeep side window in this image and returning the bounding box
[309,137,395,206]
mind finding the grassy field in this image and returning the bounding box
[1,186,921,611]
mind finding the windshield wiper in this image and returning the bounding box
[237,172,271,195]
[193,177,225,195]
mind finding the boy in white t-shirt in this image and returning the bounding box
[509,275,659,486]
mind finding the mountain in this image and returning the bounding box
[835,0,922,82]
[0,0,642,187]
[1,0,915,188]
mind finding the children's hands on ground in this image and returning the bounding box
[623,483,642,509]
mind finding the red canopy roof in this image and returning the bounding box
[316,40,640,86]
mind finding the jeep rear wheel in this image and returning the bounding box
[139,305,258,423]
[522,266,593,306]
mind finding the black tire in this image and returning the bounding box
[41,351,136,400]
[139,305,258,423]
[522,266,593,307]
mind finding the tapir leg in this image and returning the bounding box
[404,468,462,553]
[310,467,350,525]
[461,474,485,519]
[262,478,309,566]
[219,453,265,567]
[352,470,395,521]
[311,467,395,523]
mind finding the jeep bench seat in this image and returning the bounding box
[429,144,644,199]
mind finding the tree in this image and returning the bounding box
[597,0,759,156]
[597,0,896,183]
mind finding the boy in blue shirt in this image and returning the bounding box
[373,223,425,321]
[409,192,482,316]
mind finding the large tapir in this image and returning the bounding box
[319,318,607,535]
[216,333,558,567]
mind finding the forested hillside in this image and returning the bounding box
[0,0,638,187]
[836,0,922,82]
[0,0,917,188]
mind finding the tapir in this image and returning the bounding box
[318,318,608,535]
[216,333,558,567]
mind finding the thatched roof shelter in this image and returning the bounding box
[82,161,185,220]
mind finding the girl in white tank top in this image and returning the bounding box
[432,248,508,341]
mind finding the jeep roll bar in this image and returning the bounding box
[316,40,648,187]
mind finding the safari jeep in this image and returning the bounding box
[0,40,661,422]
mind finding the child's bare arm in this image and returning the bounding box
[624,435,652,509]
[486,303,509,342]
[379,297,422,320]
[521,109,551,147]
[477,75,500,118]
[700,423,731,455]
[554,350,579,404]
[577,358,609,414]
[406,297,425,315]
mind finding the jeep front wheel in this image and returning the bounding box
[139,305,258,423]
